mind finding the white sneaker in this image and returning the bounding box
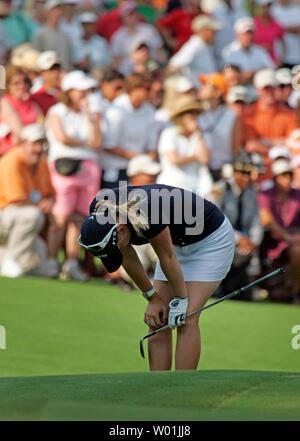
[0,257,24,278]
[60,259,89,282]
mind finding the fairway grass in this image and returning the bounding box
[0,370,299,420]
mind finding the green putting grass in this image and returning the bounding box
[0,276,300,420]
[0,371,299,420]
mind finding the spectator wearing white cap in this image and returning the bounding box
[30,50,62,115]
[45,70,102,281]
[0,123,57,278]
[32,0,71,70]
[71,12,111,71]
[271,0,300,69]
[212,0,249,65]
[168,15,221,87]
[258,158,300,304]
[226,85,250,116]
[274,67,293,110]
[59,0,82,42]
[243,68,298,161]
[110,1,164,76]
[222,17,276,84]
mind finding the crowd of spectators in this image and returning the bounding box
[0,0,300,304]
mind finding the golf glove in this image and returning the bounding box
[168,297,189,329]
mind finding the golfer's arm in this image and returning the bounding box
[121,245,153,293]
[149,228,188,299]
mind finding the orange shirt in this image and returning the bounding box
[0,147,55,209]
[243,101,298,142]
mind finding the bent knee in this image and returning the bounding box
[18,206,44,231]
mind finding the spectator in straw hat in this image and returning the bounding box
[157,95,213,196]
[168,15,221,87]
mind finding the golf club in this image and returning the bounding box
[139,267,285,359]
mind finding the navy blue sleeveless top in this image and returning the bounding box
[89,184,225,247]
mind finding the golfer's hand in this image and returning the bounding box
[168,297,189,329]
[144,293,168,329]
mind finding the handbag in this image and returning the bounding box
[54,158,82,176]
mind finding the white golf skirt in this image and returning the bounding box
[154,216,235,282]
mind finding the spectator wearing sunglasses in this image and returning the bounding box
[0,123,56,278]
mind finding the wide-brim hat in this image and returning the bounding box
[78,216,122,273]
[170,96,203,121]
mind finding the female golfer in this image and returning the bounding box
[78,184,235,370]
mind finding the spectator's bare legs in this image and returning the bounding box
[65,219,84,260]
[47,215,68,259]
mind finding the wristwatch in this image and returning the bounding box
[142,287,156,299]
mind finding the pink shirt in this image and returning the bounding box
[254,15,285,62]
[0,94,40,155]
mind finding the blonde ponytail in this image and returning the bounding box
[93,195,149,233]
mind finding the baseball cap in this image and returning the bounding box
[234,17,254,33]
[233,150,255,173]
[78,216,122,273]
[176,76,195,93]
[268,146,291,161]
[275,68,292,85]
[199,72,228,96]
[226,85,249,103]
[120,1,137,17]
[61,70,97,91]
[20,123,46,142]
[127,154,161,177]
[253,68,278,89]
[37,51,60,71]
[191,15,222,33]
[271,159,293,176]
[79,12,98,23]
[44,0,61,10]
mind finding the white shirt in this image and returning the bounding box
[71,35,112,68]
[212,1,249,61]
[169,35,218,87]
[222,41,276,71]
[110,23,163,76]
[198,105,237,170]
[46,102,99,162]
[271,3,300,65]
[156,125,213,196]
[59,17,82,41]
[102,94,158,170]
